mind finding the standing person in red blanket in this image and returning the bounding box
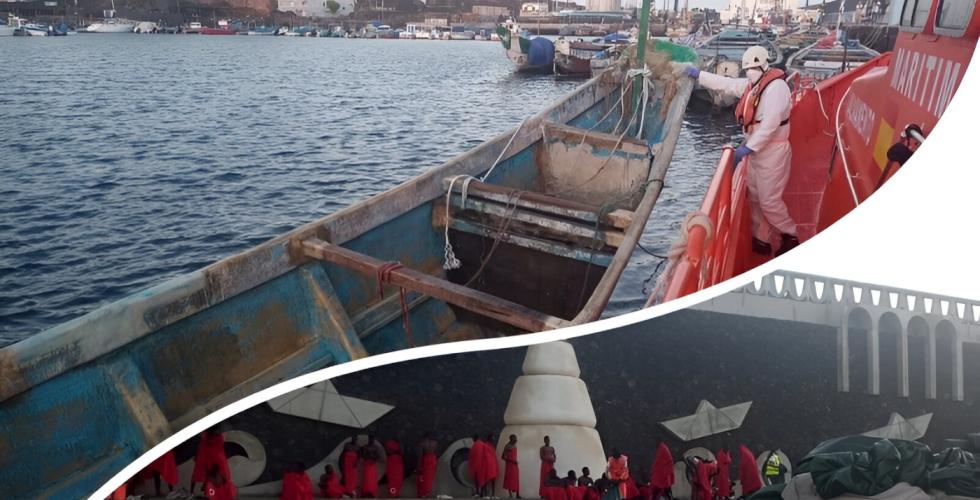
[192,427,232,497]
[737,446,763,498]
[540,436,557,497]
[341,438,360,497]
[384,440,405,498]
[205,464,237,500]
[281,462,314,500]
[140,449,178,497]
[483,434,500,498]
[320,465,345,498]
[416,434,438,498]
[606,449,631,500]
[469,435,488,497]
[650,444,674,500]
[361,436,383,498]
[502,434,521,498]
[714,449,732,500]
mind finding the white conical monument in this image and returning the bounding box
[496,341,606,498]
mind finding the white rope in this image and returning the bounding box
[636,69,651,139]
[442,174,474,270]
[441,115,530,270]
[834,86,861,207]
[480,115,529,182]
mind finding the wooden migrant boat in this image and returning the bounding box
[0,44,695,500]
[649,0,979,304]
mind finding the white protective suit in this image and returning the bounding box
[698,71,798,241]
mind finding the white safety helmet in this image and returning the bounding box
[742,45,771,70]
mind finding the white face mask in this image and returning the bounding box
[746,68,764,84]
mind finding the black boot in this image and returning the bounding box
[751,237,772,255]
[775,234,800,256]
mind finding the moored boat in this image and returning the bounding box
[200,26,237,35]
[554,38,608,76]
[82,8,138,33]
[786,33,881,82]
[495,19,555,73]
[449,26,476,40]
[17,23,49,36]
[0,40,696,499]
[694,29,783,107]
[0,14,26,36]
[649,0,979,303]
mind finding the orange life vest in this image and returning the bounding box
[734,68,788,132]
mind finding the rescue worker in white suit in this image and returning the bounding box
[683,45,800,256]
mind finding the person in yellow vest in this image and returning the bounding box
[683,46,799,257]
[762,452,787,485]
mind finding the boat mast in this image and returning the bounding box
[632,0,652,114]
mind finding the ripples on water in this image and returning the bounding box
[0,35,739,345]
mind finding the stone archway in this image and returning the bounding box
[846,307,874,394]
[907,316,932,399]
[878,312,904,397]
[936,320,961,401]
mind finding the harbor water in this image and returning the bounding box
[0,35,739,346]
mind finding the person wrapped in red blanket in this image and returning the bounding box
[281,462,314,500]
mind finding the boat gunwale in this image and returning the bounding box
[0,60,670,403]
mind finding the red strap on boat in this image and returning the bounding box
[375,261,415,347]
[376,262,403,298]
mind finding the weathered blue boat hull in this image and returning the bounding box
[0,54,695,499]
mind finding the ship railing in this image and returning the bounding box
[646,145,751,305]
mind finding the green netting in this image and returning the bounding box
[651,39,698,63]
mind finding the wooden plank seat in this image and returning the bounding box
[441,178,635,229]
[300,238,570,332]
[437,178,628,265]
[542,122,654,153]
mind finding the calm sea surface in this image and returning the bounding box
[0,35,739,346]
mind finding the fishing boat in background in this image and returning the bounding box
[777,24,830,52]
[200,20,237,35]
[649,0,979,304]
[554,38,607,76]
[787,33,880,81]
[247,25,282,35]
[495,19,555,72]
[0,37,696,499]
[694,29,782,106]
[16,23,49,36]
[54,21,78,35]
[450,26,476,40]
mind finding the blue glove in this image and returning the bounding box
[683,66,700,79]
[733,145,753,166]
